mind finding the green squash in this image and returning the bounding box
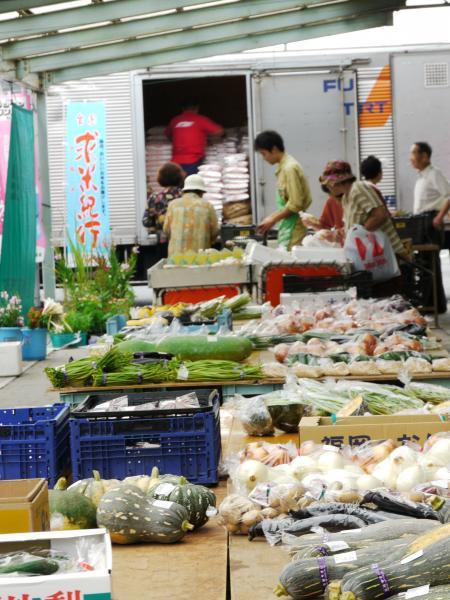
[149,480,216,530]
[49,477,97,531]
[97,484,193,544]
[68,470,120,507]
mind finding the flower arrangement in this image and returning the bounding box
[0,292,24,327]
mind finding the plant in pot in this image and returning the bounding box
[64,311,92,347]
[22,306,51,361]
[0,292,24,342]
[42,298,76,349]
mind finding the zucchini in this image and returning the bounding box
[388,585,450,600]
[156,335,253,361]
[338,536,450,600]
[286,519,440,557]
[275,538,413,599]
[291,536,417,561]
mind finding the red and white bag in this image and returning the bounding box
[344,224,400,282]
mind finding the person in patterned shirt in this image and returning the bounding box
[142,162,184,247]
[163,174,219,256]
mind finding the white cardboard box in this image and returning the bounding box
[0,529,112,599]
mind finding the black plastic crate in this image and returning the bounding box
[221,224,264,244]
[71,388,219,419]
[392,214,434,244]
[70,389,221,485]
[283,271,373,299]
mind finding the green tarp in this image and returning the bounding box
[0,103,37,317]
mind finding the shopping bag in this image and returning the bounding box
[344,224,400,282]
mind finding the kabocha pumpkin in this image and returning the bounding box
[49,477,97,531]
[123,466,184,495]
[149,480,216,529]
[96,484,194,544]
[68,470,120,507]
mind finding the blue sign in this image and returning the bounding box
[66,101,110,255]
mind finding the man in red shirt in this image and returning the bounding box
[165,98,223,175]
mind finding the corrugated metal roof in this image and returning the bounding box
[0,0,408,88]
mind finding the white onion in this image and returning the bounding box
[235,460,270,492]
[372,458,399,490]
[396,465,426,492]
[427,438,450,465]
[434,467,450,481]
[289,455,317,480]
[357,474,383,491]
[389,446,419,469]
[301,472,328,489]
[318,451,344,471]
[344,464,365,476]
[418,455,444,481]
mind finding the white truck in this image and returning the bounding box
[46,43,450,272]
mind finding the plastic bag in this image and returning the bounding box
[217,493,264,535]
[233,394,274,436]
[344,224,400,282]
[241,441,298,466]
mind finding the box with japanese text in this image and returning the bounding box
[0,529,112,600]
[299,414,450,449]
[0,479,49,534]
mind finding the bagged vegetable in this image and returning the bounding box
[232,394,274,436]
[217,494,268,534]
[241,441,297,466]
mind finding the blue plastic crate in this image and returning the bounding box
[70,392,221,485]
[106,315,127,335]
[0,404,70,486]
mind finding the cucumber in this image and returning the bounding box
[0,554,59,576]
[116,339,157,354]
[156,335,253,361]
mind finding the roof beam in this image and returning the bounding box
[46,12,393,85]
[0,0,69,13]
[19,0,404,73]
[0,0,238,39]
[4,0,309,60]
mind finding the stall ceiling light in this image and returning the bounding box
[0,11,19,21]
[30,0,92,14]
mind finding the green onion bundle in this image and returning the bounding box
[45,347,131,388]
[405,382,450,405]
[179,360,263,382]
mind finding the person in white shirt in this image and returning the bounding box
[410,141,450,228]
[410,141,450,313]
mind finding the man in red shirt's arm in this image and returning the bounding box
[165,98,223,175]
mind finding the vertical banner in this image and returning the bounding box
[66,101,110,256]
[0,89,46,261]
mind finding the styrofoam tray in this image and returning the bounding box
[148,259,251,288]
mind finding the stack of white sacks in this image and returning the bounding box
[145,127,172,193]
[199,130,251,224]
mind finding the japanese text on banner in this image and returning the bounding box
[66,101,110,255]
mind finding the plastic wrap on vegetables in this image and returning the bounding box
[230,394,274,436]
[241,441,297,466]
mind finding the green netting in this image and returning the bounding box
[0,103,37,317]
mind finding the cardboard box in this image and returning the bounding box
[299,414,450,448]
[0,479,49,534]
[0,529,112,599]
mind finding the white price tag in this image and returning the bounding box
[404,584,430,599]
[334,551,357,565]
[153,500,174,509]
[326,541,349,552]
[155,483,176,495]
[177,365,189,381]
[322,445,340,453]
[401,550,423,565]
[341,529,362,534]
[207,336,218,342]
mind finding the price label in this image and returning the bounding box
[431,479,449,487]
[401,550,423,565]
[153,500,174,509]
[334,551,357,565]
[404,584,430,599]
[155,483,176,495]
[325,541,349,551]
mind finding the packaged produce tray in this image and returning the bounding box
[148,258,251,289]
[221,224,264,244]
[70,389,221,485]
[0,404,70,486]
[71,388,219,419]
